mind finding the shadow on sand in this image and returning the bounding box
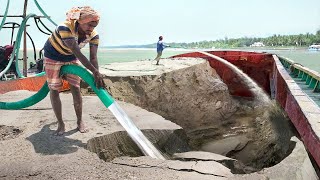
[26,122,86,155]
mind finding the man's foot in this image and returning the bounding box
[77,121,88,133]
[54,123,65,136]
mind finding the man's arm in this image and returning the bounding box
[63,38,105,88]
[63,39,98,74]
[89,45,99,70]
[162,42,170,48]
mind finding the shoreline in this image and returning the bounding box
[21,46,310,52]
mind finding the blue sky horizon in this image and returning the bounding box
[1,0,320,48]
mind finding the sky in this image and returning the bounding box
[1,0,320,47]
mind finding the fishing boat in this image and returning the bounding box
[308,44,320,51]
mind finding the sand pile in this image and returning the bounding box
[100,58,238,132]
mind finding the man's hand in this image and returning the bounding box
[93,71,105,89]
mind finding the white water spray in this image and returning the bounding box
[108,102,165,160]
[199,51,271,104]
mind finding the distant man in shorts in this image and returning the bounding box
[154,36,170,65]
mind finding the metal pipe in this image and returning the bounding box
[0,15,23,17]
[0,15,47,18]
[23,0,28,77]
[10,23,15,45]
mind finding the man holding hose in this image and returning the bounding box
[43,6,104,135]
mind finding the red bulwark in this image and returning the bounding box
[0,76,70,94]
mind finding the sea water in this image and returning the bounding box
[199,51,271,105]
[22,48,320,72]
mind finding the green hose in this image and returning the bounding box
[33,0,57,26]
[0,65,114,110]
[0,3,113,110]
[0,13,37,78]
[60,65,114,108]
[0,82,49,109]
[0,0,10,31]
[1,0,56,77]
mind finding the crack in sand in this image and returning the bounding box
[112,161,227,177]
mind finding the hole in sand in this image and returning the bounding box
[87,129,191,162]
[87,101,296,174]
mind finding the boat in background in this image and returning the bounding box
[308,44,320,51]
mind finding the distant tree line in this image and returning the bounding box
[163,30,320,49]
[107,31,320,49]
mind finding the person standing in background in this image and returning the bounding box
[154,36,169,65]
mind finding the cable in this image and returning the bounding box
[26,31,37,61]
[37,18,52,34]
[34,18,51,35]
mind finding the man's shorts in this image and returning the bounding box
[44,57,81,91]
